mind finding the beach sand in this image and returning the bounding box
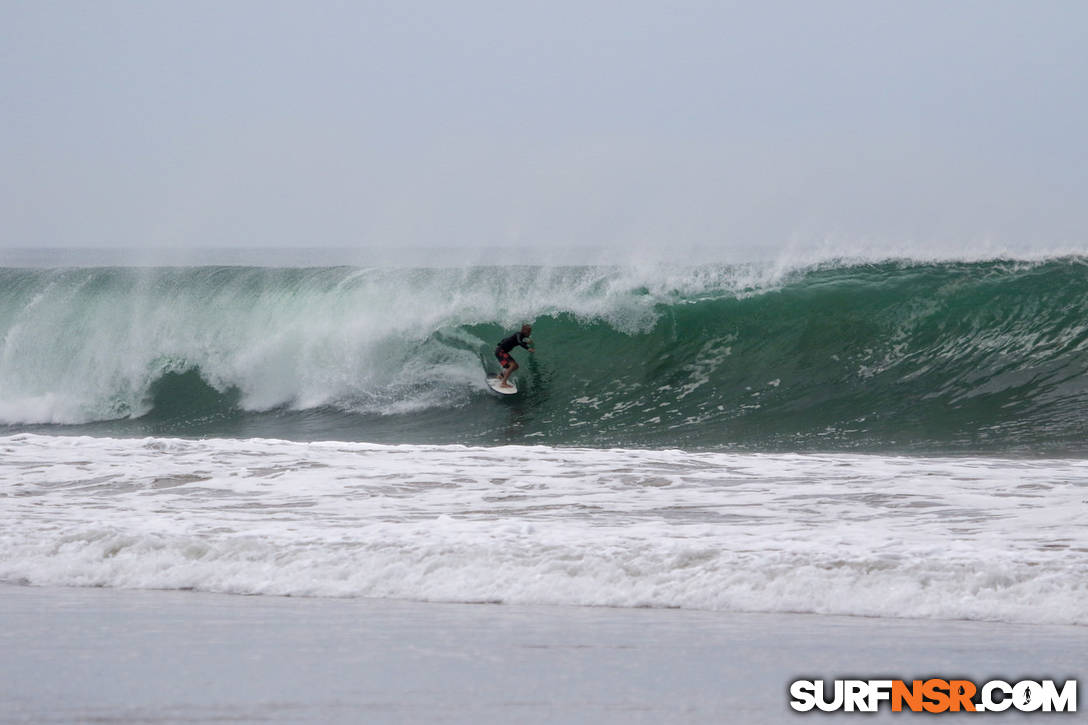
[1,584,1082,724]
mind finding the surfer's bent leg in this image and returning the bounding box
[501,360,518,386]
[495,347,513,385]
[495,347,517,386]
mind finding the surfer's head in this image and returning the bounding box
[521,324,532,335]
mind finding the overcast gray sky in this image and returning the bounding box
[2,1,1086,256]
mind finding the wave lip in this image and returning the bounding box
[2,434,1086,625]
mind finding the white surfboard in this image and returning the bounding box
[486,374,518,395]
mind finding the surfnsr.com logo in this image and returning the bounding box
[789,679,1077,713]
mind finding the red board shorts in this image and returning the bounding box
[495,347,514,368]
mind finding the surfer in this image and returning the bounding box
[495,324,535,389]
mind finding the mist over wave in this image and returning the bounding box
[2,256,1087,452]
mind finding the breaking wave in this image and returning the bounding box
[2,258,1087,452]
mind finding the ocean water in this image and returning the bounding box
[1,251,1087,628]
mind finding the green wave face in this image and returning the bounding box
[2,259,1087,452]
[526,260,1088,451]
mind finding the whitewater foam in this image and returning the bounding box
[2,433,1085,625]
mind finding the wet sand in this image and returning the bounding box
[0,584,1083,724]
